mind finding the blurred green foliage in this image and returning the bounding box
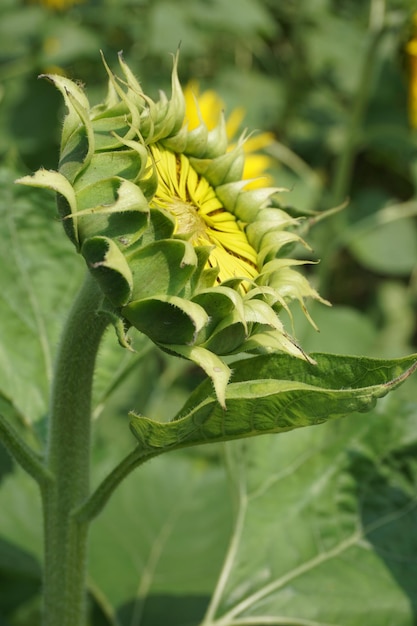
[1,0,417,624]
[1,0,417,355]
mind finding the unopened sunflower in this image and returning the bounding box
[17,53,326,405]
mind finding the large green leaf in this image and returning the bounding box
[0,465,43,565]
[1,396,416,626]
[78,397,417,626]
[0,167,83,428]
[89,452,233,622]
[130,353,417,451]
[198,399,417,626]
[0,395,232,626]
[0,166,145,435]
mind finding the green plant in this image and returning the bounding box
[0,46,416,626]
[2,1,417,625]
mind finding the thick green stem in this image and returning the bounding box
[42,272,109,626]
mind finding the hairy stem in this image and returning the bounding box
[42,272,109,626]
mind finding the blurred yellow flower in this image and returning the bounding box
[184,81,275,186]
[28,0,84,10]
[406,13,417,127]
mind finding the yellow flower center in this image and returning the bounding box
[149,145,258,284]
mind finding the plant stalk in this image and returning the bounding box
[42,272,109,626]
[318,15,386,294]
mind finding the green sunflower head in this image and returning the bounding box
[17,52,327,406]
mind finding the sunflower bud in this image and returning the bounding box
[17,52,327,406]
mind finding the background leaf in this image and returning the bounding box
[0,165,148,437]
[1,1,417,624]
[0,444,233,626]
[0,167,83,430]
[200,398,417,626]
[349,217,417,276]
[89,451,233,625]
[1,400,417,625]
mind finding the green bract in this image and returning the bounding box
[17,52,327,406]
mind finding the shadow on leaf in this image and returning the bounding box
[348,433,417,619]
[117,593,210,626]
